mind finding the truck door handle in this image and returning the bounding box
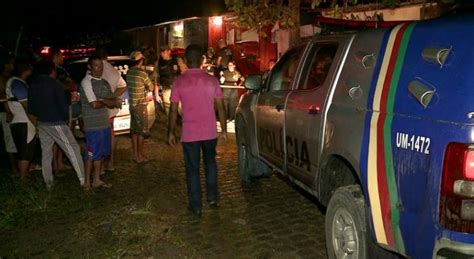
[308,105,321,115]
[275,104,284,111]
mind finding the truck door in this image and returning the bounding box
[285,38,349,184]
[256,45,306,168]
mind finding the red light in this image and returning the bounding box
[40,47,50,55]
[440,143,474,233]
[442,143,469,194]
[465,150,474,180]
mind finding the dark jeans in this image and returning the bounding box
[182,138,218,210]
[223,88,238,121]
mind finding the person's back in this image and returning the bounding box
[168,44,227,217]
[127,66,151,106]
[173,69,220,142]
[29,73,68,125]
[28,61,85,189]
[158,46,180,89]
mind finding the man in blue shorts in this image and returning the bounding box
[80,55,122,190]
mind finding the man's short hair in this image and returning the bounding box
[35,61,56,75]
[160,45,171,52]
[94,47,108,60]
[88,54,102,66]
[185,44,203,68]
[13,58,32,76]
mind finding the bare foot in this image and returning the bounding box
[139,155,150,163]
[83,184,91,192]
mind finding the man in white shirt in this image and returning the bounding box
[6,60,36,180]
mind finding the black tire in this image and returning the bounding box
[325,185,368,259]
[236,121,272,183]
[236,123,254,183]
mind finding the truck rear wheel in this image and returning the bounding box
[325,185,368,259]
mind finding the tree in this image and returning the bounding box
[225,0,353,45]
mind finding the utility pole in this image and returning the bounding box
[14,26,23,57]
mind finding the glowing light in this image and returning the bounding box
[174,22,184,32]
[40,46,50,55]
[212,16,223,27]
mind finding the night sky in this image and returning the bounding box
[1,0,226,44]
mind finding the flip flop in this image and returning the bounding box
[141,158,151,163]
[93,182,112,189]
[100,167,115,175]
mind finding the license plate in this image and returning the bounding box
[114,115,131,133]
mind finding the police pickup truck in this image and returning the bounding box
[235,15,474,258]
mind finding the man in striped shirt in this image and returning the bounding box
[126,51,154,163]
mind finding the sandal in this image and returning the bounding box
[93,182,112,189]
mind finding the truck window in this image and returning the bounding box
[300,43,338,90]
[268,45,305,91]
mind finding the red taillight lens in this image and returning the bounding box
[440,143,474,233]
[464,151,474,180]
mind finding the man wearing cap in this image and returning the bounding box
[157,45,180,116]
[127,51,154,163]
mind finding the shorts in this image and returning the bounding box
[130,104,149,136]
[84,128,112,161]
[10,123,36,161]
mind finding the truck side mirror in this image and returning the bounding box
[244,75,262,90]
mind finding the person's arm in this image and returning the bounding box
[167,102,179,146]
[11,80,34,122]
[114,75,127,97]
[215,98,227,144]
[168,86,180,145]
[81,76,105,109]
[213,79,227,143]
[237,71,245,86]
[19,101,36,125]
[144,71,154,92]
[3,102,13,122]
[114,87,127,97]
[96,97,121,109]
[55,82,69,120]
[153,83,162,103]
[27,84,38,117]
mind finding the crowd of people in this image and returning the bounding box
[0,40,247,215]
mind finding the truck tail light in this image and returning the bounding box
[440,143,474,232]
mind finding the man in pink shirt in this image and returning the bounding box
[168,44,227,217]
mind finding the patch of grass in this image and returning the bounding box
[0,174,52,229]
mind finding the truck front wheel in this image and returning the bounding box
[325,185,368,259]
